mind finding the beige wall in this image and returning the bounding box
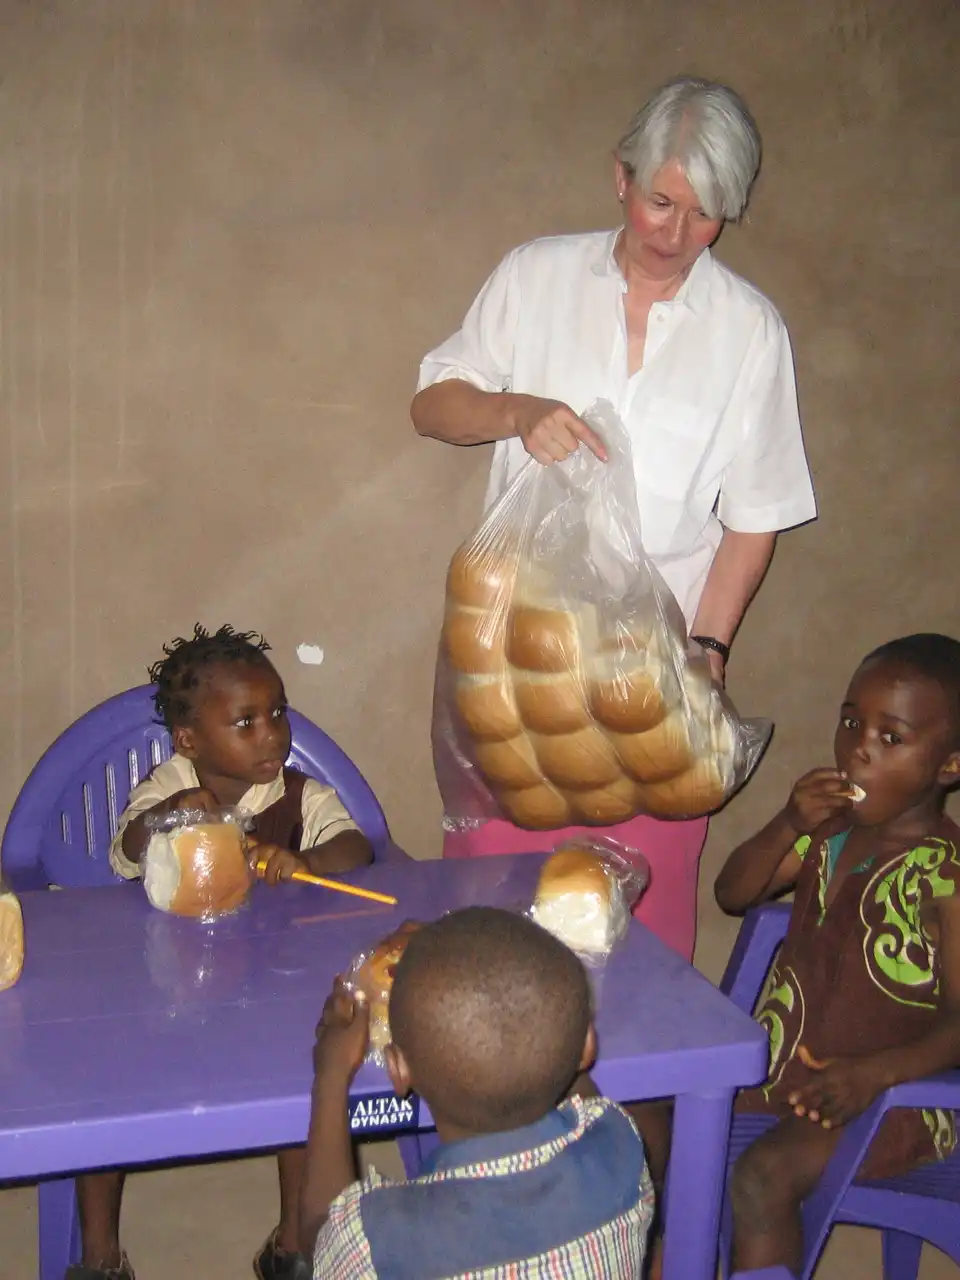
[1,0,958,978]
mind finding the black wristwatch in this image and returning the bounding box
[692,635,730,665]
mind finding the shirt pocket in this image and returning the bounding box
[634,396,718,502]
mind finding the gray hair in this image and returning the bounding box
[616,77,761,221]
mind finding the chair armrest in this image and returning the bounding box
[801,1067,960,1265]
[719,903,791,1013]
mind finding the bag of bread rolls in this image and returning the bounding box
[342,920,423,1066]
[142,807,254,921]
[433,399,771,832]
[0,879,24,992]
[530,839,649,957]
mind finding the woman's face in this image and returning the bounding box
[616,159,723,281]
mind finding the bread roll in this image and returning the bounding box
[443,604,506,675]
[568,776,644,825]
[446,542,518,609]
[533,725,622,790]
[507,606,584,674]
[474,733,543,789]
[531,846,627,954]
[455,675,522,740]
[0,885,24,992]
[357,921,423,1053]
[498,782,573,830]
[143,822,252,919]
[637,756,730,818]
[610,710,697,783]
[586,651,672,733]
[512,669,592,734]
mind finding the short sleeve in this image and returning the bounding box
[312,1171,389,1280]
[716,316,817,534]
[916,839,960,904]
[416,249,521,394]
[108,756,199,879]
[299,778,358,851]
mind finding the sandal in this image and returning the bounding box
[253,1228,311,1280]
[65,1253,135,1280]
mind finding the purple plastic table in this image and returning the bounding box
[0,854,766,1280]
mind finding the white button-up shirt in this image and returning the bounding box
[418,230,816,625]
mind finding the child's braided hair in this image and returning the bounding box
[148,624,274,729]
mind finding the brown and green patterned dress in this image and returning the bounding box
[738,822,960,1178]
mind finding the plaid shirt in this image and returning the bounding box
[313,1095,654,1279]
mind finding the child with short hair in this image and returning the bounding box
[715,633,960,1273]
[71,625,373,1280]
[300,907,654,1278]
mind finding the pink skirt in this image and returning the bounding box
[443,813,708,962]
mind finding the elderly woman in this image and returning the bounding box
[411,77,816,960]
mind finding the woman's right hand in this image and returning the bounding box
[510,395,608,465]
[783,768,853,836]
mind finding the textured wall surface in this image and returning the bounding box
[1,3,958,1272]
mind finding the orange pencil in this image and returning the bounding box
[255,858,398,907]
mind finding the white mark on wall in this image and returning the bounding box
[296,644,325,666]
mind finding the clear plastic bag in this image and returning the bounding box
[342,920,424,1067]
[433,399,771,831]
[142,806,254,921]
[529,837,650,958]
[0,878,24,992]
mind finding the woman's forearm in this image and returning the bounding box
[691,527,777,648]
[411,380,519,446]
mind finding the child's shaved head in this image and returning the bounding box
[389,907,591,1132]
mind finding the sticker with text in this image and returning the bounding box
[349,1091,420,1134]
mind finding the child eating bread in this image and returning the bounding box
[300,907,654,1277]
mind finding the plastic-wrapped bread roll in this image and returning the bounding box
[533,725,622,790]
[454,675,523,740]
[497,782,573,830]
[636,756,731,818]
[0,882,24,992]
[531,846,629,955]
[351,921,423,1061]
[507,604,596,674]
[446,542,519,609]
[567,776,644,826]
[512,669,592,734]
[442,604,507,675]
[474,733,544,789]
[143,811,253,920]
[610,710,697,783]
[586,650,674,733]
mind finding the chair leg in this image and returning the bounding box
[38,1177,80,1280]
[395,1131,441,1179]
[881,1229,922,1280]
[395,1135,423,1178]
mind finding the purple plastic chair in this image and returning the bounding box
[0,684,419,1280]
[0,684,407,892]
[719,903,960,1279]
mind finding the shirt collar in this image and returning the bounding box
[590,228,713,316]
[421,1104,573,1175]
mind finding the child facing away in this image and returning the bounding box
[715,633,960,1273]
[71,625,374,1280]
[299,907,655,1279]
